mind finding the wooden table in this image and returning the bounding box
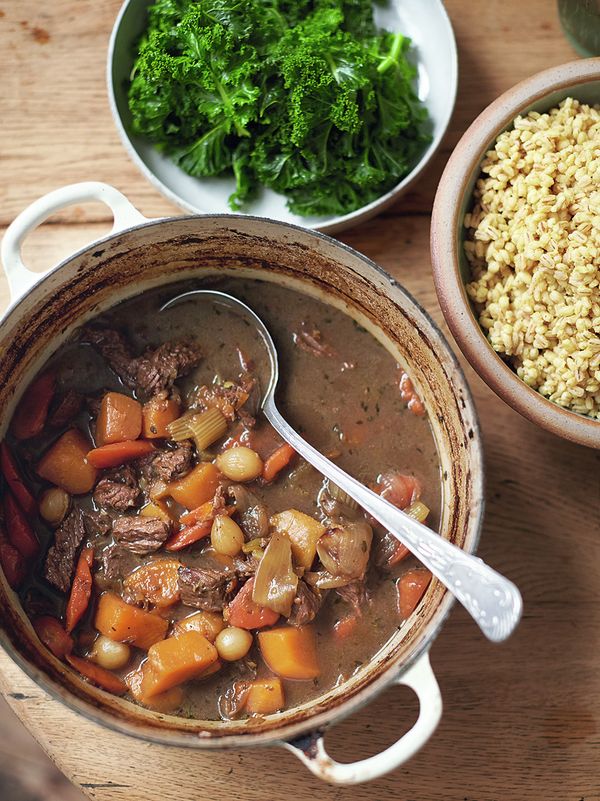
[1,1,599,799]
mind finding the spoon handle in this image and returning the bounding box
[264,400,522,643]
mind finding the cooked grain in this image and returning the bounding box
[464,97,600,418]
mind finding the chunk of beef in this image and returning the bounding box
[134,341,202,400]
[233,553,260,579]
[227,485,269,540]
[82,510,113,540]
[335,579,369,616]
[93,465,141,511]
[83,326,202,400]
[83,327,138,387]
[44,509,86,592]
[138,442,193,485]
[98,544,137,583]
[112,516,170,556]
[288,581,324,627]
[195,376,256,422]
[178,565,237,611]
[151,442,193,483]
[48,389,83,428]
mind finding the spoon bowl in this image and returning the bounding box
[162,289,522,643]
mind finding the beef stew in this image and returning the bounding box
[1,279,441,720]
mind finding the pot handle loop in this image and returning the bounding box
[1,182,148,302]
[283,650,441,785]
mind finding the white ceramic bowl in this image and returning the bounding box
[107,0,457,233]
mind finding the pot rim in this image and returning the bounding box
[0,211,485,747]
[430,57,600,449]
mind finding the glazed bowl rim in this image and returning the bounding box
[430,57,600,449]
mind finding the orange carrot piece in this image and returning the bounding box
[178,500,213,527]
[123,558,181,608]
[142,395,181,439]
[397,568,432,619]
[172,611,225,642]
[333,614,359,640]
[166,462,220,509]
[226,578,279,630]
[96,392,142,446]
[95,592,168,650]
[126,666,185,711]
[258,625,319,680]
[0,442,37,516]
[66,653,127,695]
[387,542,410,567]
[37,429,98,494]
[377,472,421,510]
[142,631,218,697]
[86,439,154,469]
[164,521,211,552]
[262,443,296,482]
[0,535,26,590]
[4,491,39,560]
[11,371,56,440]
[140,499,174,524]
[244,678,285,715]
[179,499,233,527]
[65,547,94,633]
[33,616,74,660]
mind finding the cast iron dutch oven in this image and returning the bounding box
[0,182,484,784]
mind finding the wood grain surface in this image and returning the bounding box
[1,1,599,799]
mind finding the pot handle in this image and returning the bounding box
[283,650,441,785]
[1,181,148,302]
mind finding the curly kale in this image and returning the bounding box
[128,0,430,216]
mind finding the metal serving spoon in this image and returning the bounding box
[161,290,522,643]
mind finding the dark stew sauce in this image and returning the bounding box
[1,279,440,720]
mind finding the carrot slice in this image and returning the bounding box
[397,568,432,619]
[244,678,285,715]
[166,462,220,509]
[123,558,181,608]
[33,616,74,660]
[262,443,296,482]
[95,592,168,649]
[258,625,319,680]
[387,541,410,567]
[142,395,181,439]
[226,578,279,630]
[165,520,212,552]
[0,442,37,516]
[96,392,142,446]
[0,535,26,590]
[11,371,56,440]
[65,547,94,633]
[66,653,127,695]
[142,631,218,698]
[86,439,154,469]
[377,472,421,510]
[180,503,235,527]
[37,429,98,494]
[333,614,358,640]
[4,491,39,560]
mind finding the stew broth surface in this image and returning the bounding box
[8,278,441,720]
